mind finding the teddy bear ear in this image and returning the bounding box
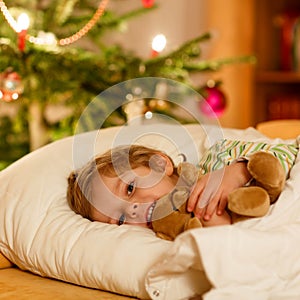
[149,154,174,175]
[177,162,198,186]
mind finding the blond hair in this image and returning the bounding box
[67,145,174,220]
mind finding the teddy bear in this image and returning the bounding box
[150,151,286,241]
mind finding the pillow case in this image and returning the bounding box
[0,123,269,298]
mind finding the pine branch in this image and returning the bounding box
[94,4,159,32]
[144,32,212,66]
[183,55,257,72]
[55,0,80,25]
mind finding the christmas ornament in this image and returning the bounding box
[142,0,155,8]
[0,69,23,102]
[199,82,227,117]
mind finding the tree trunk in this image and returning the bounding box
[28,101,49,151]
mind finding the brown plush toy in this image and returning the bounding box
[151,161,202,241]
[151,151,286,241]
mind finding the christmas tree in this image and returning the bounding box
[0,0,254,170]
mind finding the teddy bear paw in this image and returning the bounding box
[228,186,270,217]
[247,151,286,203]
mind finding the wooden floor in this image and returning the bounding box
[0,268,137,300]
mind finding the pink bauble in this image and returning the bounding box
[200,86,226,117]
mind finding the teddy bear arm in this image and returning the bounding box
[185,217,202,230]
[171,189,190,210]
[152,210,196,241]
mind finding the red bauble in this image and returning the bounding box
[0,69,23,102]
[199,86,227,117]
[142,0,155,8]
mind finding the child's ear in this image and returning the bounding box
[164,155,174,176]
[150,154,174,175]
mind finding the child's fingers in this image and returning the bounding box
[193,205,207,219]
[186,192,197,212]
[187,182,204,212]
[217,195,227,215]
[202,192,222,220]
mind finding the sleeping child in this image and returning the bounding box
[67,140,298,236]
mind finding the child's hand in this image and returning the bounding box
[187,162,251,221]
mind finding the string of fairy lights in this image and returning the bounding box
[0,0,110,47]
[0,0,169,103]
[0,0,113,101]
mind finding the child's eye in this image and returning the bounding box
[118,213,126,225]
[127,181,135,196]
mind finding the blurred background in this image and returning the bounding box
[0,0,299,169]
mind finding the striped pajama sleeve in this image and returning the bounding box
[198,139,299,178]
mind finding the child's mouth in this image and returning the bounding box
[146,202,156,227]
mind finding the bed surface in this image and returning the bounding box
[0,268,136,300]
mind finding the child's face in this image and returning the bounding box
[91,164,177,228]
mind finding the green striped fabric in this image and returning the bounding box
[198,139,299,178]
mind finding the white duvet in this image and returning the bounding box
[146,137,300,300]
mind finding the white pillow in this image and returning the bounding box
[0,123,270,298]
[0,123,209,298]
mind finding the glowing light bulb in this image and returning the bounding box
[17,13,30,32]
[151,34,167,57]
[17,13,30,52]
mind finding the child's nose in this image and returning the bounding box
[125,203,139,219]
